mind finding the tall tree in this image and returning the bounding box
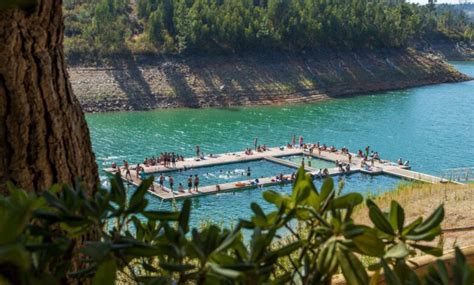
[0,0,99,194]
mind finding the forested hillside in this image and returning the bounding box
[64,0,474,59]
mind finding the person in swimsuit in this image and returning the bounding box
[196,145,200,159]
[187,175,193,192]
[159,174,165,189]
[171,153,176,168]
[169,176,174,191]
[178,183,185,193]
[194,174,199,192]
[123,160,132,180]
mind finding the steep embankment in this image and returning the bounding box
[68,49,470,112]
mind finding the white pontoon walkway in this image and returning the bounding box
[104,145,460,201]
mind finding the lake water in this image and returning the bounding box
[87,61,474,227]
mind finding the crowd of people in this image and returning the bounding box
[109,138,411,197]
[142,152,185,168]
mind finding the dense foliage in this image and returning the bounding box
[63,0,474,57]
[1,167,474,284]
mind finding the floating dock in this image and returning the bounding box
[104,145,459,201]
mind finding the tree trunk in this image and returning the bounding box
[0,0,99,195]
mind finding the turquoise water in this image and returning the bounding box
[281,155,336,169]
[87,61,474,227]
[149,159,296,189]
[141,173,403,227]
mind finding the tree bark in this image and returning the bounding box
[0,0,99,194]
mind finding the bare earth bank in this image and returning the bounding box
[68,49,471,112]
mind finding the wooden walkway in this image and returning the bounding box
[105,144,462,201]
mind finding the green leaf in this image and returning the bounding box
[92,259,116,285]
[401,217,423,237]
[0,243,30,271]
[405,226,441,241]
[331,193,363,209]
[262,190,283,207]
[110,173,126,208]
[413,205,444,234]
[367,200,395,236]
[208,263,241,279]
[128,176,153,213]
[160,262,195,272]
[389,201,405,233]
[143,210,180,221]
[317,239,338,274]
[269,241,302,258]
[385,242,409,259]
[381,259,402,285]
[353,230,385,257]
[410,244,442,257]
[178,199,191,234]
[320,178,334,201]
[336,246,368,285]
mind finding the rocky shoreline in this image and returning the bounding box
[68,48,471,112]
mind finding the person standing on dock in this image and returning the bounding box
[365,146,370,157]
[254,137,258,150]
[299,136,304,148]
[196,145,201,160]
[159,174,165,189]
[123,160,132,180]
[188,175,193,192]
[169,176,174,191]
[171,153,176,168]
[292,135,296,147]
[194,174,200,192]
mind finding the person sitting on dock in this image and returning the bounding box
[194,175,200,192]
[338,163,345,173]
[111,162,117,169]
[291,172,296,181]
[345,164,351,172]
[316,169,323,179]
[286,142,293,149]
[403,160,410,167]
[323,168,330,177]
[357,150,363,157]
[397,158,403,165]
[178,183,185,193]
[373,152,380,161]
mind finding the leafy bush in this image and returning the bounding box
[0,167,473,284]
